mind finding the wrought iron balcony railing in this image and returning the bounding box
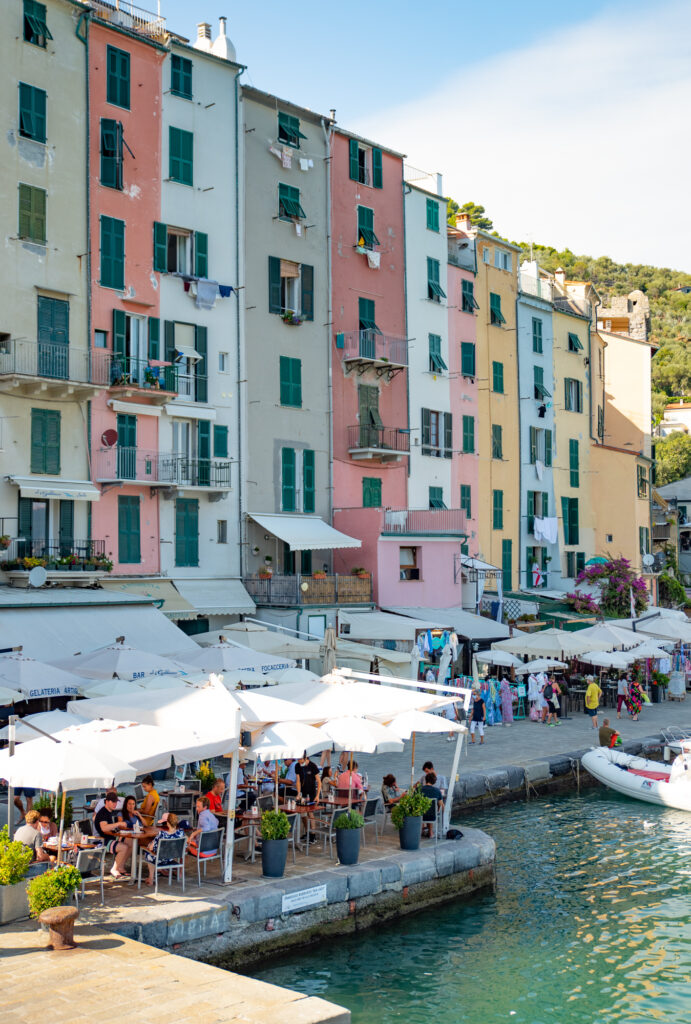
[109,357,178,393]
[243,573,372,607]
[339,330,408,367]
[347,426,410,452]
[381,508,468,535]
[0,339,112,385]
[96,448,231,487]
[5,538,106,561]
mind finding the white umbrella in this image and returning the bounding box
[233,689,319,729]
[0,709,89,743]
[53,718,206,772]
[514,658,568,675]
[320,716,404,755]
[55,640,193,680]
[581,650,635,670]
[0,684,22,704]
[573,622,643,651]
[265,679,451,720]
[215,669,275,689]
[185,640,296,675]
[628,640,673,660]
[386,709,464,740]
[273,667,321,684]
[79,677,145,698]
[250,721,332,760]
[493,628,608,659]
[475,650,523,668]
[625,617,691,643]
[321,627,337,676]
[0,653,84,699]
[0,735,135,791]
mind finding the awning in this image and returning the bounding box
[460,556,501,575]
[384,606,510,641]
[100,579,197,620]
[173,578,256,617]
[338,610,451,641]
[7,476,100,501]
[249,513,361,551]
[175,346,202,363]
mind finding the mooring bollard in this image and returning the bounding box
[39,906,79,950]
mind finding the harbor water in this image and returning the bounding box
[247,791,691,1023]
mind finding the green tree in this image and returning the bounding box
[655,431,691,485]
[447,199,493,231]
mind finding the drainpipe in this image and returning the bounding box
[320,116,334,538]
[402,169,410,485]
[76,10,92,533]
[516,292,523,590]
[235,72,245,578]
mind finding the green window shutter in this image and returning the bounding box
[429,487,445,509]
[363,477,382,508]
[460,484,471,517]
[462,415,474,454]
[213,424,228,459]
[147,317,160,360]
[18,183,46,243]
[426,198,440,232]
[492,490,503,530]
[169,127,193,186]
[357,206,379,248]
[171,55,193,99]
[490,292,506,324]
[358,296,379,333]
[194,232,208,278]
[18,496,33,541]
[569,439,579,488]
[281,448,296,512]
[100,216,125,289]
[576,551,585,575]
[544,429,553,467]
[427,257,446,299]
[118,496,141,564]
[443,412,453,458]
[576,380,583,412]
[100,118,123,189]
[19,82,46,143]
[568,332,583,352]
[349,138,359,181]
[164,320,175,362]
[280,356,302,407]
[278,183,306,219]
[301,263,314,321]
[268,256,281,313]
[421,407,431,454]
[153,222,168,273]
[492,424,502,459]
[532,317,543,353]
[277,112,306,148]
[529,426,537,464]
[492,361,504,393]
[197,420,211,486]
[24,0,53,47]
[30,408,44,473]
[461,278,479,312]
[501,539,512,591]
[542,492,549,517]
[37,295,69,351]
[113,308,126,358]
[461,342,475,377]
[59,500,74,552]
[107,46,130,109]
[194,325,207,402]
[175,498,199,567]
[372,147,383,188]
[303,449,315,513]
[561,496,570,545]
[429,334,447,373]
[569,499,579,546]
[526,491,535,535]
[597,405,604,438]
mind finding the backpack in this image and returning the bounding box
[543,682,553,701]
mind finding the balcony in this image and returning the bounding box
[0,339,111,398]
[89,1,167,41]
[339,331,408,378]
[347,426,410,462]
[652,522,672,542]
[109,357,180,404]
[243,573,372,607]
[520,275,554,303]
[381,508,468,536]
[1,539,110,588]
[96,448,231,491]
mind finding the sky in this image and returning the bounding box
[163,0,691,270]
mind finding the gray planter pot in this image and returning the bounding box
[399,815,422,851]
[261,837,288,878]
[0,881,29,924]
[336,827,361,865]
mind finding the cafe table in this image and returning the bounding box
[237,810,264,863]
[113,826,158,885]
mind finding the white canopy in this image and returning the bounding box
[0,653,84,699]
[53,718,209,772]
[184,640,296,675]
[55,641,195,681]
[232,689,319,729]
[386,709,463,740]
[628,640,674,660]
[385,606,510,641]
[320,716,404,754]
[513,658,568,675]
[264,679,450,721]
[475,650,523,668]
[493,627,609,659]
[338,610,449,641]
[7,476,100,501]
[250,721,332,760]
[615,617,691,643]
[573,623,643,651]
[249,512,361,551]
[581,650,636,670]
[173,578,256,617]
[0,684,22,704]
[0,736,135,791]
[79,678,147,698]
[0,709,89,742]
[273,667,321,684]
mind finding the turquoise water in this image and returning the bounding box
[247,792,691,1023]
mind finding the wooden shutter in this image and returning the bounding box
[107,46,130,109]
[118,495,140,564]
[280,356,302,407]
[268,256,282,313]
[147,317,160,360]
[569,439,579,487]
[281,448,296,511]
[372,147,383,188]
[18,496,33,541]
[301,263,314,321]
[164,320,175,361]
[19,83,46,143]
[101,216,124,289]
[32,409,60,474]
[175,499,199,567]
[493,490,503,529]
[197,420,211,486]
[112,308,126,359]
[421,407,431,453]
[18,184,45,242]
[59,500,74,553]
[303,448,315,513]
[194,325,207,402]
[30,409,45,473]
[569,498,579,545]
[542,492,549,517]
[363,477,382,508]
[561,496,570,545]
[461,343,475,377]
[501,539,512,591]
[462,415,474,453]
[443,412,453,458]
[349,138,359,181]
[195,231,208,278]
[153,222,167,272]
[213,425,228,458]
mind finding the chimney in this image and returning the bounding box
[329,108,336,122]
[554,267,566,288]
[219,15,227,34]
[194,22,212,51]
[211,14,236,61]
[455,212,472,231]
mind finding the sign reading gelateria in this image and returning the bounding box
[28,687,81,698]
[281,884,327,914]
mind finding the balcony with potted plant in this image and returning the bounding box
[0,541,112,587]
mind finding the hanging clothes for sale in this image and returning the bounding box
[449,632,459,661]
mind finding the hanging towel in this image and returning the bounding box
[384,509,408,529]
[195,279,219,309]
[366,250,381,269]
[295,222,303,237]
[269,145,282,161]
[218,284,233,298]
[534,516,558,544]
[449,632,459,661]
[299,158,310,171]
[535,459,544,480]
[281,147,292,169]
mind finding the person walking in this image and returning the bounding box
[499,678,514,726]
[584,675,603,730]
[469,689,486,745]
[616,675,629,719]
[544,677,562,727]
[624,675,643,721]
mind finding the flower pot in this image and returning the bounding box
[399,815,422,851]
[651,683,661,704]
[336,827,361,866]
[261,837,288,878]
[0,881,29,925]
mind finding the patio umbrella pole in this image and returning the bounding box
[56,788,66,867]
[275,761,279,812]
[348,749,353,811]
[410,732,416,790]
[444,731,464,833]
[7,715,16,841]
[223,709,242,885]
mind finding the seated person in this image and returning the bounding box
[138,775,160,827]
[92,791,124,818]
[233,761,257,810]
[187,796,220,857]
[320,766,337,798]
[381,774,403,805]
[15,809,48,862]
[256,759,277,794]
[419,761,448,795]
[283,758,298,797]
[120,795,144,829]
[94,792,133,878]
[205,778,225,815]
[337,762,364,794]
[598,718,618,748]
[141,813,185,886]
[420,771,443,839]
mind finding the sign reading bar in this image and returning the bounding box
[281,884,327,914]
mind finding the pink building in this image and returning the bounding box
[88,19,165,574]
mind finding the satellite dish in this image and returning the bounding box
[101,428,118,448]
[28,566,48,588]
[642,554,655,568]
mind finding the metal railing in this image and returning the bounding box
[176,372,207,399]
[90,1,167,40]
[109,357,178,393]
[96,447,231,487]
[341,331,408,366]
[0,339,112,386]
[5,538,106,561]
[447,249,475,272]
[520,275,554,302]
[243,574,372,607]
[347,426,410,452]
[382,508,467,535]
[652,523,671,541]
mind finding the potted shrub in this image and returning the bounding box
[650,670,669,704]
[34,794,73,829]
[260,809,291,878]
[312,571,328,580]
[0,535,10,550]
[351,567,370,578]
[27,865,81,920]
[0,825,33,925]
[391,790,432,851]
[281,311,302,326]
[334,809,363,865]
[194,760,216,791]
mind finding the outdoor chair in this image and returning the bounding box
[286,812,298,863]
[308,807,338,859]
[73,846,106,906]
[191,827,224,886]
[77,817,94,837]
[422,799,443,843]
[361,796,384,846]
[257,794,274,812]
[336,787,364,808]
[167,793,195,819]
[133,783,144,802]
[137,835,187,894]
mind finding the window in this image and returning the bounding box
[106,46,130,109]
[501,538,512,591]
[100,119,123,190]
[279,356,302,407]
[494,249,503,269]
[24,0,52,47]
[561,497,579,545]
[18,184,46,243]
[597,405,604,438]
[358,384,383,447]
[363,477,382,508]
[460,342,475,377]
[171,54,192,99]
[460,484,471,518]
[30,408,60,473]
[169,127,193,186]
[95,330,107,349]
[278,111,306,148]
[526,546,548,588]
[430,334,448,373]
[358,296,380,335]
[213,424,228,458]
[268,257,314,321]
[427,258,446,301]
[502,252,512,272]
[37,296,68,378]
[492,361,504,394]
[217,520,228,544]
[426,198,440,232]
[568,438,580,488]
[461,279,478,313]
[357,206,379,249]
[483,247,491,265]
[164,228,191,274]
[349,139,382,188]
[218,351,229,373]
[637,465,648,498]
[489,292,505,325]
[278,183,306,221]
[100,216,125,289]
[492,424,503,459]
[564,378,583,412]
[639,526,650,555]
[429,487,446,509]
[173,498,198,567]
[399,546,420,581]
[281,448,313,513]
[18,82,46,143]
[526,490,549,534]
[533,365,550,399]
[462,415,475,454]
[566,551,586,578]
[532,317,543,353]
[492,490,503,529]
[281,447,296,512]
[529,426,553,466]
[421,409,452,458]
[568,332,583,352]
[118,495,140,564]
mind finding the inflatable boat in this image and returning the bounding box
[581,745,691,812]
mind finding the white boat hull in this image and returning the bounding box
[581,747,691,812]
